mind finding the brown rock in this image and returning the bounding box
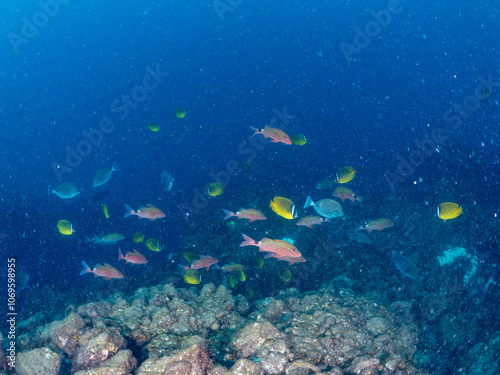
[136,340,212,374]
[16,347,61,375]
[74,349,137,375]
[230,320,285,358]
[225,359,263,375]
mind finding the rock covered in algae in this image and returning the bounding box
[41,313,84,356]
[73,349,137,375]
[16,347,61,375]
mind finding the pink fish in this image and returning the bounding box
[118,249,147,265]
[355,218,394,233]
[296,215,329,228]
[249,125,292,145]
[275,255,307,265]
[180,255,219,272]
[124,204,165,221]
[80,261,123,280]
[332,187,363,203]
[223,208,267,222]
[239,234,302,258]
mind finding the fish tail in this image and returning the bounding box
[239,234,256,247]
[223,209,235,220]
[112,161,119,172]
[178,264,188,274]
[124,204,134,218]
[249,126,260,136]
[118,249,125,261]
[80,261,91,275]
[304,196,314,209]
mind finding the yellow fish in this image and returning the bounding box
[253,258,264,268]
[270,196,297,220]
[227,275,236,288]
[147,122,160,131]
[336,166,356,184]
[101,204,110,219]
[246,287,255,299]
[207,182,224,197]
[237,269,246,282]
[438,202,462,221]
[133,232,144,243]
[57,220,74,236]
[290,134,307,146]
[175,108,186,118]
[146,238,164,252]
[281,268,292,282]
[183,252,198,263]
[183,270,201,285]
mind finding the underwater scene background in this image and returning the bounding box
[0,0,499,374]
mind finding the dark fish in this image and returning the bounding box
[246,161,252,179]
[90,191,110,203]
[391,252,418,279]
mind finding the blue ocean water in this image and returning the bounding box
[1,0,499,373]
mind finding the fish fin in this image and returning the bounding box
[150,218,154,221]
[270,139,279,142]
[112,162,119,172]
[341,198,345,202]
[94,274,99,277]
[104,263,112,267]
[118,249,124,261]
[124,204,133,218]
[248,219,255,222]
[104,277,111,280]
[178,265,188,274]
[367,229,372,233]
[307,225,313,228]
[304,196,314,209]
[264,253,274,259]
[223,209,234,220]
[249,126,260,136]
[80,261,91,275]
[240,234,256,247]
[205,266,209,271]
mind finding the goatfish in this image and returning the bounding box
[270,196,297,220]
[80,261,123,280]
[179,255,219,272]
[296,215,329,228]
[249,125,292,145]
[336,166,356,184]
[240,234,302,258]
[223,208,267,222]
[355,218,394,232]
[124,204,165,221]
[437,202,462,221]
[332,187,362,202]
[118,249,148,265]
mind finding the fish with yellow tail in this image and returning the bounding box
[437,202,462,221]
[249,125,292,145]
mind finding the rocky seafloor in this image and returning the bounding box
[2,280,435,375]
